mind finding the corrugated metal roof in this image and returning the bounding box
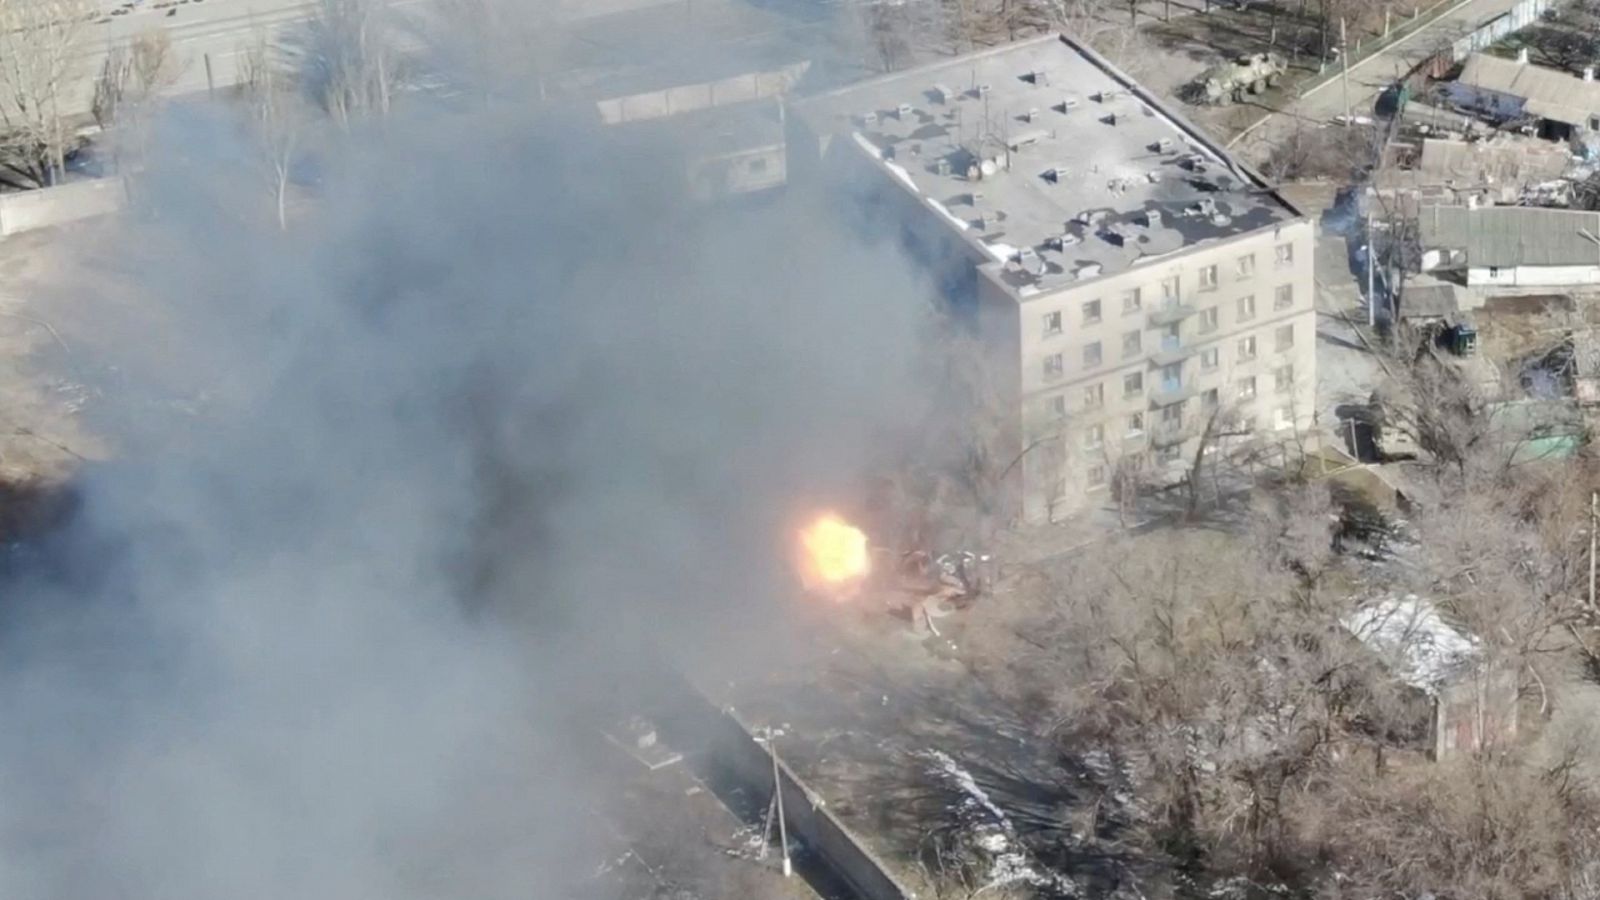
[1418,205,1600,267]
[1458,53,1600,126]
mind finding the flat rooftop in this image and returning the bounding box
[794,34,1302,299]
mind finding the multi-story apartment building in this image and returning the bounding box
[788,34,1316,523]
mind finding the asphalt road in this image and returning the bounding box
[1231,0,1533,157]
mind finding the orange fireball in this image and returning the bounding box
[797,513,872,594]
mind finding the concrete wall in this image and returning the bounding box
[0,178,124,237]
[648,666,914,900]
[1449,0,1555,60]
[1467,263,1600,286]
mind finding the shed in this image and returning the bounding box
[1418,205,1600,286]
[1342,595,1518,760]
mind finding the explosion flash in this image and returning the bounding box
[797,513,871,595]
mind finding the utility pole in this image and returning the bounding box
[1341,17,1351,124]
[1589,491,1596,609]
[769,728,791,878]
[1367,209,1377,327]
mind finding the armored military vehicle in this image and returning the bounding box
[1194,52,1286,105]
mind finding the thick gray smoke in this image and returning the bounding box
[0,40,931,899]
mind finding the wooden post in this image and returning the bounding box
[204,52,215,98]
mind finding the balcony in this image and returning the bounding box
[1148,301,1197,327]
[1149,337,1197,367]
[1151,420,1189,448]
[1149,380,1195,408]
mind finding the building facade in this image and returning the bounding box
[789,34,1317,523]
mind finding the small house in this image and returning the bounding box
[1418,205,1600,287]
[1343,595,1518,760]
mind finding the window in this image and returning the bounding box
[1590,114,1600,131]
[1157,444,1182,463]
[1044,353,1065,379]
[1084,382,1104,409]
[1236,253,1255,278]
[1274,283,1293,311]
[1087,464,1108,487]
[1489,265,1501,278]
[1201,347,1219,370]
[1275,324,1294,351]
[1199,306,1219,334]
[1083,342,1102,368]
[1122,288,1142,314]
[1237,294,1256,322]
[1084,424,1105,449]
[1240,415,1258,432]
[1161,275,1180,303]
[1274,406,1294,431]
[1050,394,1067,418]
[1122,330,1142,358]
[1275,242,1294,267]
[1161,402,1183,425]
[1237,376,1257,400]
[1124,371,1144,397]
[1238,336,1257,361]
[1202,387,1219,408]
[1198,264,1218,291]
[749,157,769,174]
[1083,299,1102,325]
[1275,365,1294,393]
[1043,311,1062,336]
[1127,412,1145,436]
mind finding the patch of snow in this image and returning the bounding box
[927,198,971,231]
[852,131,884,160]
[884,160,918,192]
[983,241,1019,263]
[921,749,1079,896]
[1342,594,1478,694]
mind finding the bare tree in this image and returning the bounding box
[239,33,302,231]
[303,0,401,129]
[91,29,178,193]
[0,0,93,188]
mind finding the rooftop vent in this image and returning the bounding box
[935,157,952,175]
[1056,97,1079,114]
[1048,233,1082,251]
[1075,263,1103,280]
[972,213,990,230]
[1183,153,1206,170]
[964,191,984,205]
[1102,112,1119,126]
[860,111,879,126]
[896,102,914,118]
[932,83,956,104]
[1043,166,1070,183]
[1151,137,1175,153]
[1189,197,1218,217]
[1143,209,1163,227]
[1210,213,1233,227]
[1027,69,1050,85]
[1146,170,1162,183]
[1023,107,1041,122]
[1016,247,1045,275]
[975,83,992,98]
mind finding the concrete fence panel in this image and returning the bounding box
[0,178,125,237]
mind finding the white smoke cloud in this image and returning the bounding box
[0,28,934,899]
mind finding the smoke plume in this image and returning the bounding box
[0,22,931,898]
